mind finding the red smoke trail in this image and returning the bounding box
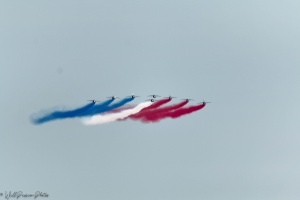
[141,103,206,123]
[102,105,135,115]
[143,99,170,111]
[127,99,171,120]
[141,101,188,121]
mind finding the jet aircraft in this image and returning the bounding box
[148,94,160,98]
[128,94,140,99]
[88,99,100,103]
[199,100,211,105]
[146,99,156,102]
[182,98,193,102]
[165,95,176,100]
[107,96,119,100]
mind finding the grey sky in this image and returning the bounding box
[1,0,300,199]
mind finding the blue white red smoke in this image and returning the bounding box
[31,95,209,125]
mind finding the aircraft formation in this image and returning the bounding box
[31,94,210,125]
[90,94,210,104]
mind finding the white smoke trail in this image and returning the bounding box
[82,102,153,125]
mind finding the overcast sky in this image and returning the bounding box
[1,0,300,199]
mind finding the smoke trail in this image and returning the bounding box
[78,99,114,116]
[105,97,134,111]
[78,98,134,117]
[141,101,188,121]
[30,98,133,124]
[141,103,206,123]
[127,98,171,120]
[102,104,135,114]
[83,102,153,125]
[31,102,95,124]
[142,98,171,111]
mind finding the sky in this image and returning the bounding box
[1,0,300,199]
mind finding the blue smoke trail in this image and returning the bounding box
[81,97,134,116]
[31,102,96,124]
[106,97,134,110]
[77,99,114,116]
[31,98,134,124]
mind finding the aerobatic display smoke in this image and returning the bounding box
[139,101,188,121]
[76,98,134,117]
[78,99,114,116]
[31,98,133,124]
[141,103,206,123]
[142,99,171,111]
[31,95,209,125]
[83,102,153,125]
[31,102,96,124]
[94,97,134,116]
[127,99,171,120]
[103,104,135,114]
